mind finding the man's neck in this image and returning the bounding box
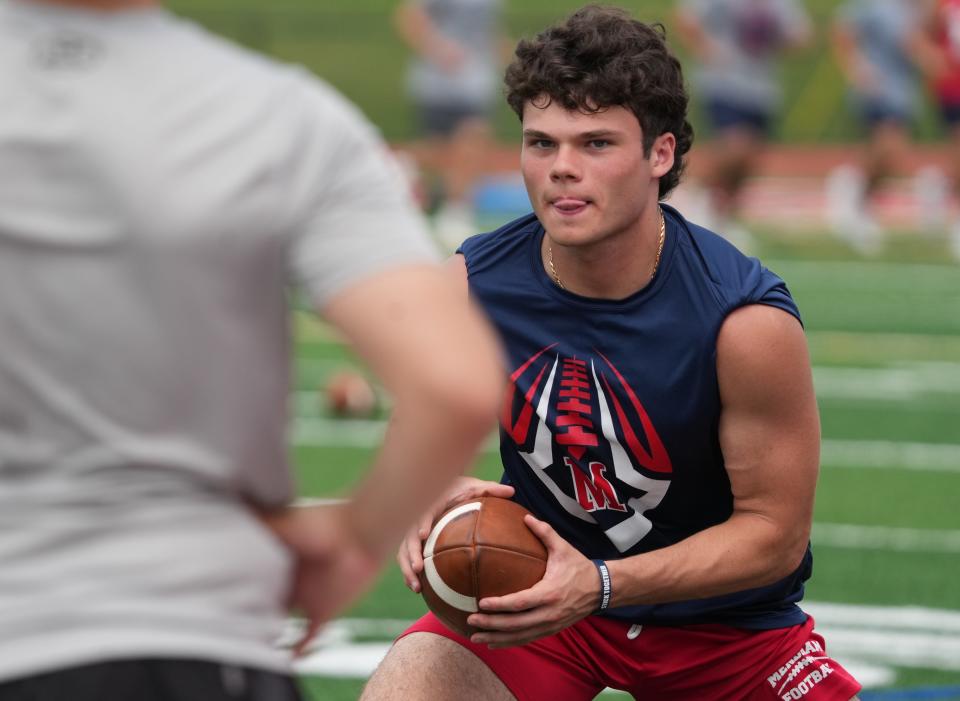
[542,207,665,300]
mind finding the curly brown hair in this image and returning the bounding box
[504,5,694,199]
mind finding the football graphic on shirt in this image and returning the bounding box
[419,497,547,638]
[501,344,673,553]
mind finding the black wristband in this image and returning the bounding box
[592,559,612,611]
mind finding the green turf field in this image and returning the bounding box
[288,227,960,700]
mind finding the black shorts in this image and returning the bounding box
[854,96,912,132]
[939,99,960,127]
[0,658,303,701]
[704,97,773,137]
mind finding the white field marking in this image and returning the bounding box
[804,602,960,633]
[296,330,960,368]
[291,503,960,555]
[290,499,960,554]
[812,523,960,554]
[807,603,960,679]
[293,497,346,507]
[289,603,960,686]
[293,417,387,447]
[300,363,960,408]
[292,416,960,473]
[294,369,960,412]
[290,358,960,408]
[297,362,960,411]
[820,440,960,473]
[813,363,960,401]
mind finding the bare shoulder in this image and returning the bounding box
[717,304,806,365]
[444,253,469,296]
[718,299,804,333]
[716,304,812,408]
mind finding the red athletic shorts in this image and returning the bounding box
[401,613,861,701]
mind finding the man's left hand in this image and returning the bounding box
[466,515,600,648]
[260,503,382,655]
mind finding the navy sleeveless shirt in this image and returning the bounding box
[458,204,812,630]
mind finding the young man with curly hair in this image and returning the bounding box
[363,6,862,700]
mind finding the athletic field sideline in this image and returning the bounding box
[288,233,960,700]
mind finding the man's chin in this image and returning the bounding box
[544,216,595,240]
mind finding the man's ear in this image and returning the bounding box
[650,132,676,178]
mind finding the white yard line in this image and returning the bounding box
[805,602,960,674]
[299,361,960,398]
[291,507,960,556]
[813,523,960,554]
[293,417,387,447]
[813,363,960,400]
[803,602,960,632]
[820,440,960,473]
[291,603,960,686]
[292,417,960,473]
[299,362,960,407]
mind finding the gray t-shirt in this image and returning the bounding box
[406,0,501,109]
[681,0,811,112]
[0,0,437,682]
[836,0,920,116]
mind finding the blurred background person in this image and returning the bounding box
[0,0,503,698]
[912,0,960,261]
[394,0,504,250]
[827,0,924,256]
[674,0,813,252]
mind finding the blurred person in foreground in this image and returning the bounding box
[674,0,813,252]
[362,6,861,701]
[394,0,505,250]
[0,0,503,699]
[911,0,960,261]
[827,0,925,255]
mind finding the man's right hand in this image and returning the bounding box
[397,476,515,592]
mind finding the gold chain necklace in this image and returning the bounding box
[548,206,666,291]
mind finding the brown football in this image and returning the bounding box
[419,496,548,638]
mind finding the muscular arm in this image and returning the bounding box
[262,258,501,651]
[607,304,819,605]
[469,304,819,646]
[831,19,875,91]
[393,0,465,68]
[672,7,722,63]
[256,64,504,646]
[321,256,502,561]
[905,0,949,80]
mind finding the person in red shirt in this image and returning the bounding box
[913,0,960,259]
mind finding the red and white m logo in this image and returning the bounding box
[567,458,627,512]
